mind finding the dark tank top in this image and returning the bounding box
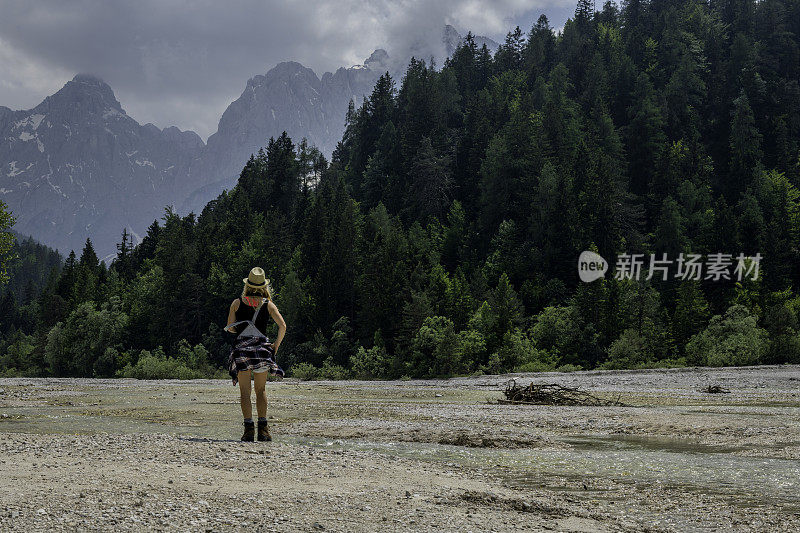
[234,298,270,335]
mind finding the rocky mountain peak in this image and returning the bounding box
[442,25,500,56]
[40,73,125,117]
[71,73,108,86]
[243,62,323,96]
[443,24,461,44]
[365,49,390,72]
[0,74,205,257]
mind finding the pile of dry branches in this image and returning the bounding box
[701,384,730,394]
[499,379,628,407]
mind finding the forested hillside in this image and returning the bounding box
[3,234,62,302]
[2,0,800,378]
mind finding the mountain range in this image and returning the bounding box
[1,26,498,258]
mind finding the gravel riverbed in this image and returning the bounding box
[1,366,799,532]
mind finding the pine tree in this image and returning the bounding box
[495,26,525,71]
[523,15,556,84]
[0,200,16,286]
[56,251,77,301]
[114,228,133,280]
[673,280,710,349]
[72,239,100,305]
[475,44,492,89]
[132,220,160,270]
[728,90,763,198]
[447,32,479,97]
[530,161,578,282]
[78,239,98,271]
[266,132,301,216]
[312,177,362,331]
[488,273,524,346]
[355,204,409,346]
[626,72,666,196]
[23,279,36,305]
[575,0,595,29]
[543,64,581,165]
[0,290,18,332]
[397,57,436,167]
[654,197,685,255]
[409,137,453,221]
[361,121,401,211]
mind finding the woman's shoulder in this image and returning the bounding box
[230,298,241,310]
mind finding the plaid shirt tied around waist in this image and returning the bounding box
[227,336,285,385]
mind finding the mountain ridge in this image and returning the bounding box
[1,26,499,257]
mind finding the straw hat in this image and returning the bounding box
[243,267,269,289]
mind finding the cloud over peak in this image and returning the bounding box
[0,0,572,139]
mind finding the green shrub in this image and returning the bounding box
[176,339,215,374]
[686,305,768,367]
[554,364,583,372]
[45,297,128,377]
[93,347,118,378]
[602,328,646,369]
[763,303,800,364]
[116,347,201,380]
[350,345,391,379]
[530,305,596,368]
[288,359,348,380]
[409,316,466,377]
[645,357,687,369]
[290,362,319,380]
[319,358,349,380]
[494,328,552,373]
[514,360,556,373]
[0,330,38,376]
[456,329,487,372]
[765,335,800,364]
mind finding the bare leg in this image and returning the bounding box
[238,370,252,419]
[254,371,268,419]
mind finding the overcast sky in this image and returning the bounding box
[0,0,575,140]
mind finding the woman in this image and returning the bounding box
[225,267,286,442]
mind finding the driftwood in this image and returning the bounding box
[499,379,629,407]
[701,384,730,394]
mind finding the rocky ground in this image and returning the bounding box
[1,365,799,532]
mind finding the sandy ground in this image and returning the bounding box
[0,365,799,532]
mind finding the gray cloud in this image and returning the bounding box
[0,0,575,139]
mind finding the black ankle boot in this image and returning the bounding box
[257,420,271,441]
[241,420,255,441]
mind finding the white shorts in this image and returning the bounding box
[252,366,270,373]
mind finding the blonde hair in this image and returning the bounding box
[241,279,273,301]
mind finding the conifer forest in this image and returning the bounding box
[2,0,800,379]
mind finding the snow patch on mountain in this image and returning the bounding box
[6,161,23,177]
[13,113,46,131]
[102,108,124,119]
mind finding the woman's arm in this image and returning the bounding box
[225,299,239,332]
[267,300,286,353]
